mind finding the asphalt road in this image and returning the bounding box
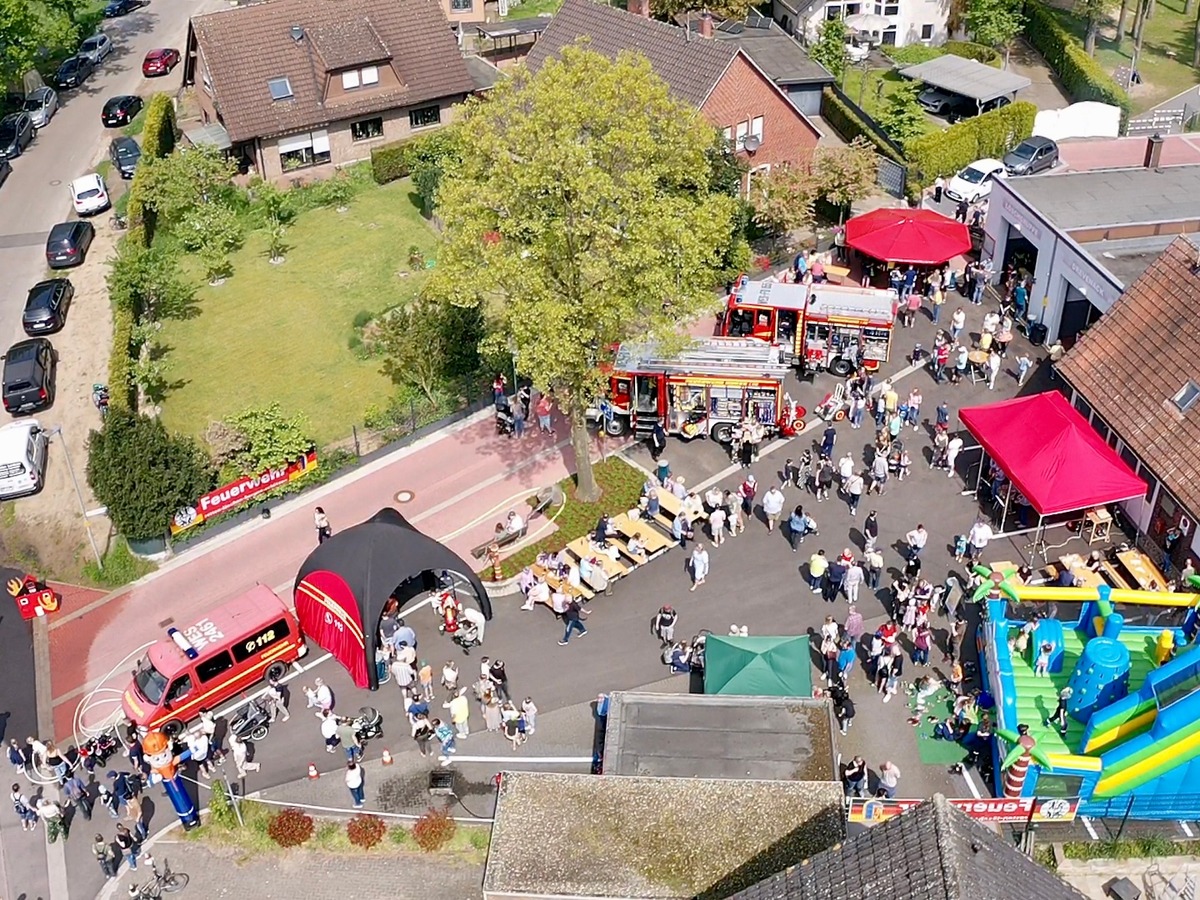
[0,0,213,349]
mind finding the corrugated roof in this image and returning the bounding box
[730,794,1090,900]
[1056,235,1200,518]
[524,0,736,107]
[901,54,1030,103]
[189,0,475,142]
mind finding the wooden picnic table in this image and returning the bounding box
[1117,549,1169,592]
[656,489,707,522]
[1100,561,1133,590]
[611,513,673,557]
[1048,555,1104,590]
[566,536,631,581]
[531,563,593,602]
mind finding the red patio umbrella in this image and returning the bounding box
[844,208,971,266]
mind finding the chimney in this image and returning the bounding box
[1144,133,1165,171]
[627,0,650,17]
[699,11,714,37]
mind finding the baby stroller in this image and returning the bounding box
[496,405,515,436]
[689,630,711,674]
[453,607,486,654]
[352,706,383,744]
[886,439,906,474]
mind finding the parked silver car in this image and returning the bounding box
[22,87,58,128]
[79,33,114,66]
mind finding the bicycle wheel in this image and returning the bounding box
[162,872,189,893]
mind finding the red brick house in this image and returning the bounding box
[524,0,822,195]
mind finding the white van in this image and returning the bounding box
[0,420,48,499]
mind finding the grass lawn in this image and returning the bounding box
[504,0,562,19]
[158,179,438,445]
[841,66,938,138]
[1043,0,1200,112]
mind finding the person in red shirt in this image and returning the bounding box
[878,619,899,648]
[535,393,555,435]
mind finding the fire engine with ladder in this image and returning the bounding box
[595,338,799,444]
[721,274,898,376]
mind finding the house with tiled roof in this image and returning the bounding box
[728,794,1089,900]
[1055,235,1200,573]
[182,0,482,181]
[525,0,822,196]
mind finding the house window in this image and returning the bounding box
[750,116,764,140]
[452,0,473,10]
[883,3,898,13]
[268,77,293,101]
[351,116,384,142]
[342,70,360,90]
[201,65,213,97]
[1119,442,1139,474]
[881,26,897,44]
[1173,380,1200,412]
[723,126,733,141]
[921,23,934,39]
[735,120,748,149]
[361,66,379,85]
[410,105,441,129]
[278,130,331,171]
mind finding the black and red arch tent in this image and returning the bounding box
[293,508,492,690]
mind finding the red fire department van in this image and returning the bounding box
[595,337,795,444]
[721,275,898,376]
[122,584,306,735]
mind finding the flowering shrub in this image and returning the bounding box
[412,807,456,852]
[266,807,314,847]
[347,813,387,850]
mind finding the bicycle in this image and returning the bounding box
[127,855,189,899]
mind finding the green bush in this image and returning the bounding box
[1024,3,1131,120]
[905,100,1037,190]
[370,127,462,187]
[140,94,177,160]
[370,142,409,184]
[820,88,906,165]
[884,41,999,67]
[207,779,237,829]
[944,40,1001,64]
[108,303,136,413]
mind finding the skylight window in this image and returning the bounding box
[1173,380,1200,413]
[268,77,293,101]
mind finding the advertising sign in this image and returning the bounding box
[847,796,1078,825]
[170,450,318,535]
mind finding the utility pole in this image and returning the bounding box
[50,426,103,570]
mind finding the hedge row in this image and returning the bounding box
[108,303,136,414]
[141,94,177,161]
[1024,3,1131,119]
[884,40,1000,67]
[906,100,1037,188]
[370,127,461,185]
[944,40,1001,65]
[820,88,907,166]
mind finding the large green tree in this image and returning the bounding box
[428,45,738,501]
[1075,0,1107,54]
[0,0,77,90]
[877,81,927,144]
[137,143,238,226]
[87,410,214,541]
[811,18,848,80]
[965,0,1024,66]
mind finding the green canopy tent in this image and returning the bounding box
[703,634,813,698]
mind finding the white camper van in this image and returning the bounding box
[0,420,48,499]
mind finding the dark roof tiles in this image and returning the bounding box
[190,0,474,142]
[1057,235,1200,517]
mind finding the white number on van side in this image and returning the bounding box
[184,619,224,651]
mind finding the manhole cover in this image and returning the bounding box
[157,617,174,628]
[395,490,415,503]
[49,179,61,186]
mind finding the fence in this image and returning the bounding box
[823,84,909,199]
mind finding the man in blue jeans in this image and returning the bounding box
[559,599,588,645]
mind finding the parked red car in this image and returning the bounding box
[142,48,180,77]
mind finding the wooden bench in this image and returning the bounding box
[471,524,527,560]
[531,563,594,602]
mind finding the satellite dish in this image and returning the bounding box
[743,134,762,153]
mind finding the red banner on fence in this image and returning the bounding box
[170,450,319,535]
[848,796,1079,825]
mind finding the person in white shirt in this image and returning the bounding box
[709,506,727,546]
[522,580,550,611]
[878,760,901,798]
[504,511,525,535]
[905,524,928,558]
[305,678,333,712]
[945,436,964,478]
[761,486,785,532]
[967,520,993,562]
[704,487,724,511]
[837,453,855,484]
[681,493,704,521]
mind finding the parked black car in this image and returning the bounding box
[45,221,95,269]
[2,339,56,415]
[54,55,95,89]
[109,136,141,179]
[1003,136,1060,175]
[104,0,140,16]
[101,94,142,127]
[0,112,35,158]
[22,280,74,335]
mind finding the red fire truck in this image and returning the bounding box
[595,338,796,444]
[720,275,898,376]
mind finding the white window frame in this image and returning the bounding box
[750,116,764,140]
[361,65,379,85]
[350,116,384,142]
[735,120,748,150]
[342,70,360,90]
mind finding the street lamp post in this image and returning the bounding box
[49,426,104,570]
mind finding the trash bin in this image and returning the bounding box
[656,459,670,485]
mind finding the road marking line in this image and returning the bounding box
[1081,815,1099,839]
[1181,820,1194,838]
[960,766,982,799]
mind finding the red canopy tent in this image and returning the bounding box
[959,392,1146,559]
[844,208,971,266]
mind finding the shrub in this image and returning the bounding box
[820,88,907,165]
[944,40,1001,64]
[108,303,136,413]
[905,100,1037,190]
[208,778,236,828]
[412,807,456,852]
[1024,3,1131,120]
[370,141,410,184]
[389,824,414,846]
[140,94,177,160]
[266,807,314,847]
[370,127,462,187]
[347,814,387,849]
[352,309,373,329]
[883,44,945,65]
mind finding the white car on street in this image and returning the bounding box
[70,173,110,215]
[945,157,1007,205]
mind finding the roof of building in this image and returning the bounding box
[483,771,845,899]
[1057,235,1200,518]
[525,0,737,107]
[463,55,502,93]
[707,12,833,85]
[901,54,1030,102]
[189,0,475,142]
[1005,164,1200,231]
[728,794,1090,900]
[602,691,836,781]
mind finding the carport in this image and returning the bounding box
[901,55,1031,109]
